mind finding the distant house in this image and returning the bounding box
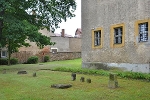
[0,48,7,58]
[18,28,51,54]
[10,28,51,63]
[82,0,150,73]
[0,28,51,59]
[1,27,81,63]
[74,28,82,38]
[50,29,81,53]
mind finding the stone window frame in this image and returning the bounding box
[92,27,103,49]
[135,19,150,44]
[110,23,125,48]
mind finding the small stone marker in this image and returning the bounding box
[33,72,36,77]
[71,73,76,81]
[51,84,72,89]
[108,73,118,88]
[86,78,91,83]
[80,77,85,82]
[3,69,6,74]
[17,71,27,74]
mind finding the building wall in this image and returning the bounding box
[11,51,81,63]
[82,0,150,73]
[11,29,81,63]
[50,52,81,61]
[19,28,51,54]
[69,38,81,52]
[50,37,70,52]
[50,37,81,52]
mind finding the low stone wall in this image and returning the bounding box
[11,51,81,63]
[11,51,35,63]
[50,52,81,61]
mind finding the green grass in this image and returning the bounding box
[0,58,150,100]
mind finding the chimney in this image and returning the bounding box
[61,29,65,37]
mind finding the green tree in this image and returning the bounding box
[0,0,76,65]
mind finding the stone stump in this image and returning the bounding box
[71,73,76,81]
[33,72,36,77]
[3,69,6,74]
[86,78,91,83]
[108,73,118,88]
[80,77,85,82]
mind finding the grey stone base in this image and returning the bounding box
[51,84,72,89]
[82,62,150,73]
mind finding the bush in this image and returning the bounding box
[52,67,150,81]
[10,58,18,65]
[27,56,38,64]
[0,58,8,65]
[44,55,50,62]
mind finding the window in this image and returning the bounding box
[92,28,103,49]
[135,19,150,44]
[114,27,123,44]
[138,22,148,42]
[110,23,125,48]
[51,48,58,53]
[1,51,7,58]
[94,31,101,46]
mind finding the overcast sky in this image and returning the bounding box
[55,0,81,36]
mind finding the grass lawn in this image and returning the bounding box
[0,58,150,100]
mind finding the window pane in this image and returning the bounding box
[114,27,122,44]
[138,22,148,42]
[94,30,101,46]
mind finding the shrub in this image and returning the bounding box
[0,58,8,65]
[27,56,38,64]
[52,67,150,81]
[10,58,18,65]
[44,55,50,62]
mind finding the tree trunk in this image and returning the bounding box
[8,40,11,66]
[0,6,4,58]
[0,3,5,58]
[0,18,3,58]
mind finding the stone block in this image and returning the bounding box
[108,73,118,88]
[17,71,27,74]
[51,84,72,89]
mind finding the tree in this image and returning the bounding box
[0,0,76,65]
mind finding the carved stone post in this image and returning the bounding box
[86,78,91,83]
[80,77,85,82]
[108,73,118,88]
[33,72,36,77]
[71,73,76,81]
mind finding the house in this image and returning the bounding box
[50,29,81,61]
[0,47,7,58]
[81,0,150,73]
[10,28,81,63]
[10,28,51,63]
[50,29,81,52]
[74,28,82,38]
[18,28,51,54]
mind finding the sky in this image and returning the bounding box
[55,0,81,36]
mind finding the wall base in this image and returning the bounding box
[82,62,150,73]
